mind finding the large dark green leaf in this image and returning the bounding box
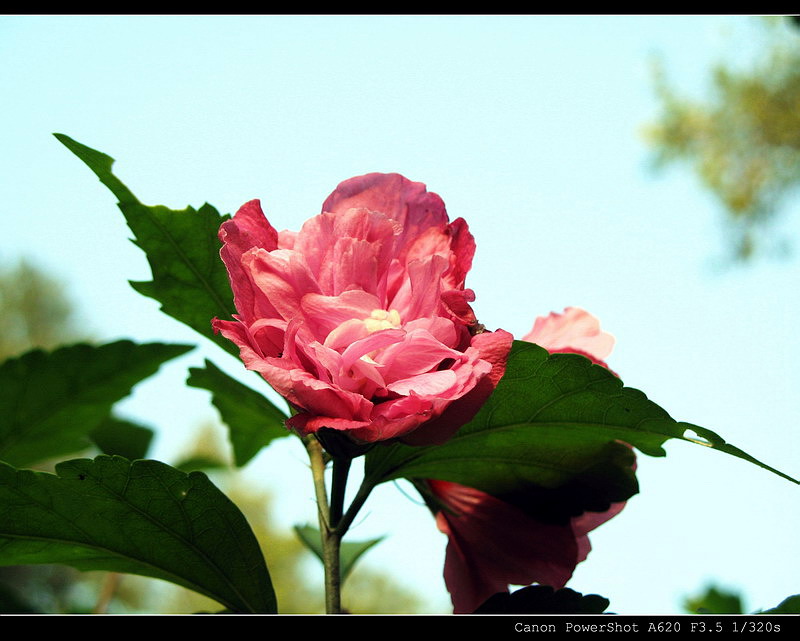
[55,134,237,356]
[366,341,797,523]
[187,360,290,467]
[293,524,383,581]
[0,456,276,613]
[0,341,192,468]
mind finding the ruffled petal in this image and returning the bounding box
[322,173,448,247]
[522,307,615,363]
[243,248,321,322]
[300,290,382,342]
[403,329,514,445]
[218,200,282,324]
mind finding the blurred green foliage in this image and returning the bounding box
[0,259,87,359]
[683,583,744,614]
[683,583,800,615]
[647,16,800,260]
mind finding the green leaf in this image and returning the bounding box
[759,594,800,614]
[684,584,744,614]
[54,134,237,356]
[89,416,155,461]
[0,456,276,613]
[173,454,229,473]
[54,134,138,205]
[293,524,383,580]
[474,585,609,614]
[187,360,290,467]
[0,341,192,468]
[366,341,798,523]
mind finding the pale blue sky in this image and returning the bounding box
[2,15,798,614]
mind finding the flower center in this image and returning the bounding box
[363,308,402,334]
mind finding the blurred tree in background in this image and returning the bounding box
[647,16,800,260]
[0,259,88,358]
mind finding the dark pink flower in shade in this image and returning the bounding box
[212,173,513,445]
[429,308,630,613]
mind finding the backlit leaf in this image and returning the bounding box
[187,360,290,467]
[366,341,797,523]
[55,134,237,356]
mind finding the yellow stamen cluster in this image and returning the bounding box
[363,308,402,334]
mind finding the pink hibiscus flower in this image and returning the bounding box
[213,173,512,445]
[429,307,630,613]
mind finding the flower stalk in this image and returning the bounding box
[305,436,356,614]
[321,529,343,614]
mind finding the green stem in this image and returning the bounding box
[329,456,351,528]
[304,436,330,529]
[323,529,342,614]
[333,474,376,538]
[304,436,345,614]
[303,436,379,613]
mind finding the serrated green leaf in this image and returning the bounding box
[0,341,192,468]
[187,360,290,467]
[54,133,138,205]
[366,341,797,523]
[293,524,383,580]
[89,416,155,461]
[0,456,276,613]
[55,134,237,356]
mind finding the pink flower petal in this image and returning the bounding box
[243,248,321,322]
[403,329,514,446]
[321,173,449,250]
[339,328,405,371]
[294,208,397,295]
[300,290,381,341]
[388,254,449,320]
[379,328,462,381]
[522,307,615,363]
[387,370,459,396]
[218,200,281,324]
[402,317,459,347]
